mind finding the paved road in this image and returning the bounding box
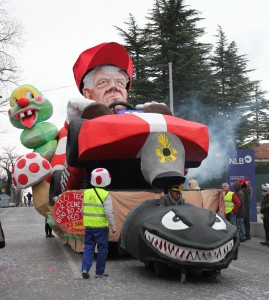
[1,207,269,300]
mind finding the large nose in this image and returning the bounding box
[17,97,30,108]
[107,78,118,90]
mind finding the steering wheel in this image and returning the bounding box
[108,101,135,114]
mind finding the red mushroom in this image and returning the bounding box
[12,153,51,190]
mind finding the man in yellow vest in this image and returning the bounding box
[221,182,241,226]
[81,168,116,279]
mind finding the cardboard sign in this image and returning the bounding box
[53,191,85,234]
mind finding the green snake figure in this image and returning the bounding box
[8,84,58,162]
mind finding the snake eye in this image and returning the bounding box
[9,98,18,107]
[162,211,189,230]
[212,215,226,230]
[26,91,34,99]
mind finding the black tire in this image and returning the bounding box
[180,269,187,283]
[66,119,85,167]
[144,260,154,271]
[202,269,221,282]
[154,261,169,277]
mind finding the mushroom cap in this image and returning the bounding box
[12,153,51,190]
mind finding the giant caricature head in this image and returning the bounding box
[73,42,134,105]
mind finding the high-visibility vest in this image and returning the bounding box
[224,191,235,214]
[82,188,109,227]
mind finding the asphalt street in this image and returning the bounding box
[1,206,269,300]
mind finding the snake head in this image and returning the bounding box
[8,84,53,129]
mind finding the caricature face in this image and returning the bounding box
[83,68,128,107]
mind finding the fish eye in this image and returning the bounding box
[212,215,226,230]
[162,211,189,230]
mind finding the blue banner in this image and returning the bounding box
[226,150,257,222]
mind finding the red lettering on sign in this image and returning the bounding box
[52,191,84,233]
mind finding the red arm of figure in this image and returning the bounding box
[232,193,241,213]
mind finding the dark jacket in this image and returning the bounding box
[233,182,245,218]
[159,192,185,206]
[0,221,5,249]
[260,193,269,215]
[242,187,250,210]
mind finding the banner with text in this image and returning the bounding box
[53,191,85,234]
[226,149,257,222]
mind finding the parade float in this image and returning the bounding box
[8,42,239,281]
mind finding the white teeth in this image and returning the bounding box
[144,230,234,263]
[20,112,25,118]
[27,110,32,116]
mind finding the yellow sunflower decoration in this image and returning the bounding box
[155,133,178,163]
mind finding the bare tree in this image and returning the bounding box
[0,145,18,196]
[0,96,9,114]
[0,0,24,94]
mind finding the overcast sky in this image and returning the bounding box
[1,0,269,155]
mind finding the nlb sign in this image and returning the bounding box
[226,150,257,222]
[229,155,253,165]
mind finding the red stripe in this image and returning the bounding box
[78,114,209,162]
[79,114,149,160]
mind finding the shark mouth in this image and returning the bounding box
[144,230,234,263]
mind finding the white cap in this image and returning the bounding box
[90,168,111,187]
[262,183,269,192]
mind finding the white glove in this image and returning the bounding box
[135,101,166,110]
[66,97,96,123]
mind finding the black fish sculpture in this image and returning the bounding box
[120,199,239,279]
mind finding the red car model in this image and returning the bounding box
[64,108,209,191]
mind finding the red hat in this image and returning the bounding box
[73,42,134,94]
[236,177,248,186]
[240,177,248,185]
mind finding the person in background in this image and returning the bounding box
[26,192,32,207]
[188,179,201,190]
[233,182,246,242]
[0,220,5,249]
[45,215,55,238]
[221,183,241,226]
[260,183,269,246]
[23,195,27,207]
[240,178,251,240]
[81,168,116,279]
[159,184,185,206]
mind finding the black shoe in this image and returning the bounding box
[245,236,251,240]
[95,272,109,278]
[82,271,90,279]
[48,234,55,238]
[260,241,269,245]
[240,238,246,243]
[46,235,49,238]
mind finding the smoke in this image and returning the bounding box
[174,98,242,186]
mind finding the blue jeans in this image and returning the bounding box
[236,218,246,240]
[226,212,237,226]
[81,227,109,275]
